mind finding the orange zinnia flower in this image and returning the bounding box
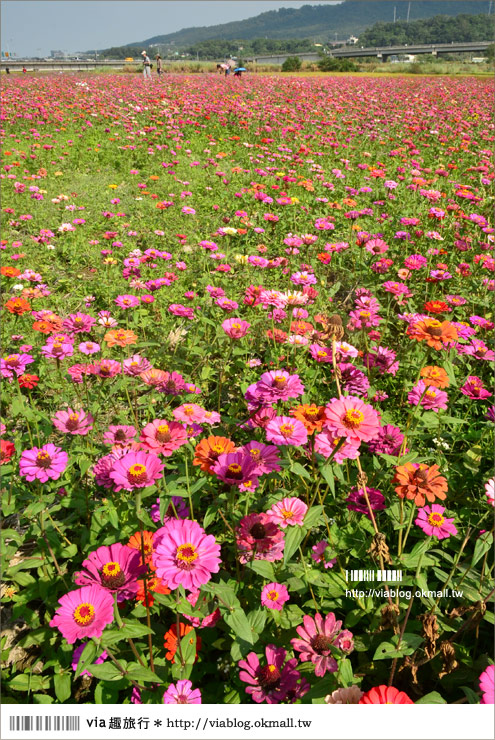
[393,463,448,507]
[193,435,236,474]
[1,266,21,278]
[290,320,314,336]
[140,368,168,387]
[136,575,170,607]
[104,329,138,347]
[420,366,450,389]
[128,530,155,568]
[290,404,326,434]
[164,623,201,663]
[4,297,31,315]
[407,319,458,350]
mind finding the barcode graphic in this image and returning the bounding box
[9,716,80,732]
[345,569,403,583]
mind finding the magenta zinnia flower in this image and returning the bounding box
[291,613,346,677]
[251,369,304,403]
[212,451,258,489]
[241,441,281,475]
[19,443,68,482]
[346,487,386,519]
[103,425,137,447]
[265,416,308,446]
[415,504,457,540]
[153,519,221,590]
[52,407,94,436]
[324,396,380,445]
[74,543,147,601]
[408,381,448,412]
[236,513,284,563]
[479,665,494,704]
[367,424,404,456]
[314,429,361,464]
[163,679,202,704]
[1,353,34,379]
[266,497,307,528]
[261,582,290,611]
[460,376,492,400]
[222,318,251,339]
[140,419,188,456]
[62,312,96,333]
[50,585,114,644]
[109,450,164,491]
[238,644,300,704]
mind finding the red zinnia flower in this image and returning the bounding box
[5,297,31,315]
[1,440,16,465]
[18,374,39,389]
[164,623,201,663]
[359,685,413,704]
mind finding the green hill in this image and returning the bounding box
[121,1,492,48]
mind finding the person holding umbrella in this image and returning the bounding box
[233,66,246,78]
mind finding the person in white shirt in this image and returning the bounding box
[141,51,151,79]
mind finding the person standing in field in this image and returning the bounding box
[156,54,162,75]
[141,50,151,79]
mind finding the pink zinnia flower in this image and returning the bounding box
[1,353,34,379]
[291,613,347,677]
[479,665,495,704]
[311,541,336,569]
[163,680,201,704]
[19,443,68,482]
[346,487,386,519]
[460,376,492,400]
[172,403,205,423]
[78,341,100,355]
[50,585,114,644]
[241,441,281,475]
[485,478,495,506]
[265,416,308,446]
[266,497,307,528]
[415,504,457,540]
[62,312,96,333]
[153,519,221,590]
[184,588,221,629]
[52,407,94,436]
[236,513,284,563]
[222,318,251,339]
[123,354,152,376]
[103,425,137,447]
[252,370,304,403]
[109,450,164,491]
[408,381,448,412]
[75,543,146,601]
[238,645,300,704]
[140,420,188,457]
[41,342,74,361]
[261,582,290,611]
[324,396,380,445]
[212,451,258,489]
[114,295,140,309]
[314,429,361,464]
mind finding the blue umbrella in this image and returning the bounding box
[234,67,246,72]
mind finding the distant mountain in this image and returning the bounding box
[118,1,492,49]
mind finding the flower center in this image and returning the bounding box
[227,463,243,478]
[249,448,260,457]
[210,444,225,456]
[114,429,126,441]
[273,376,287,390]
[176,543,198,570]
[426,320,443,337]
[267,590,279,601]
[183,406,194,416]
[281,509,294,519]
[279,423,294,437]
[66,413,80,430]
[101,561,126,588]
[317,351,328,358]
[127,463,148,484]
[342,409,364,429]
[311,634,333,654]
[415,467,429,484]
[176,693,189,704]
[36,451,52,468]
[73,602,96,626]
[156,424,171,443]
[256,663,281,689]
[427,512,445,527]
[425,390,437,399]
[6,355,19,367]
[250,522,267,540]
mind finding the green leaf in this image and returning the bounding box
[8,674,51,692]
[224,607,256,645]
[337,657,355,687]
[373,633,423,660]
[460,685,482,704]
[53,672,71,703]
[180,629,197,665]
[245,560,275,580]
[303,505,323,529]
[127,665,163,684]
[320,464,335,496]
[94,679,126,703]
[416,691,446,704]
[87,662,125,681]
[471,532,493,569]
[74,641,97,679]
[289,461,311,480]
[283,526,306,564]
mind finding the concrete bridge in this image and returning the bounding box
[245,41,492,65]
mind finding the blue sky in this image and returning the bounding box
[1,1,341,57]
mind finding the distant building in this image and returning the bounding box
[51,50,68,59]
[347,36,359,45]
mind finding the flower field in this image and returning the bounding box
[1,73,494,707]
